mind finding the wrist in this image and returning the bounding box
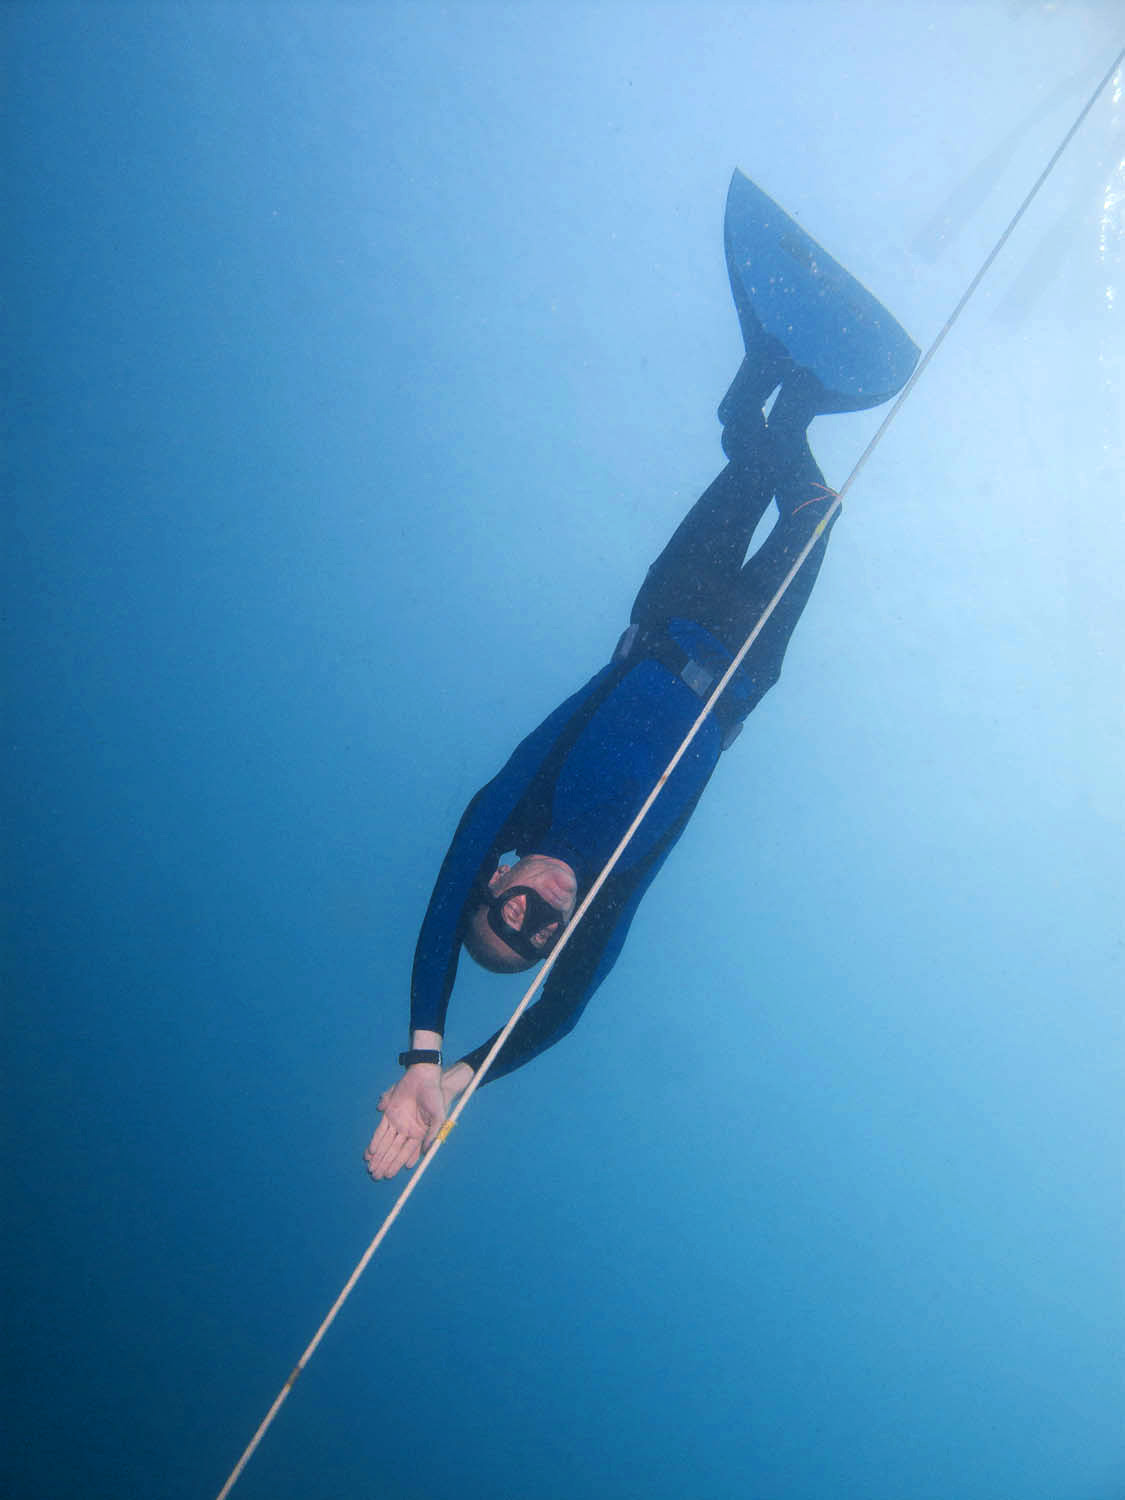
[444,1061,474,1091]
[399,1029,443,1068]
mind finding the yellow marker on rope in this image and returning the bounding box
[436,1118,458,1145]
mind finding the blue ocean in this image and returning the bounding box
[5,5,1123,1498]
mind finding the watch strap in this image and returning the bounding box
[398,1048,442,1067]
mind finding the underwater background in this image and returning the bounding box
[5,4,1123,1498]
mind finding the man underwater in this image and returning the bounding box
[366,172,919,1181]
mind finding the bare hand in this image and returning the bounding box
[364,1066,445,1181]
[364,1062,475,1182]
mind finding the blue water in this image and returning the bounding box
[5,5,1123,1498]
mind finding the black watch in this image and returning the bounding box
[398,1048,442,1067]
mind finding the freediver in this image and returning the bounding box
[365,172,919,1181]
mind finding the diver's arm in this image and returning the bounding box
[367,667,620,1182]
[373,746,560,1184]
[454,992,584,1084]
[409,665,620,1038]
[408,788,508,1038]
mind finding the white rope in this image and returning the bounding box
[213,43,1124,1499]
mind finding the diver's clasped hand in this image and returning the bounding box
[364,1063,473,1181]
[364,1065,444,1180]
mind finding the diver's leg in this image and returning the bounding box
[727,372,841,712]
[630,347,787,630]
[630,453,773,629]
[716,329,791,453]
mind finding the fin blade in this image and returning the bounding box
[724,169,920,412]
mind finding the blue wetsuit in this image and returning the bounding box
[410,413,837,1082]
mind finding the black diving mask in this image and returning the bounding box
[477,883,569,962]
